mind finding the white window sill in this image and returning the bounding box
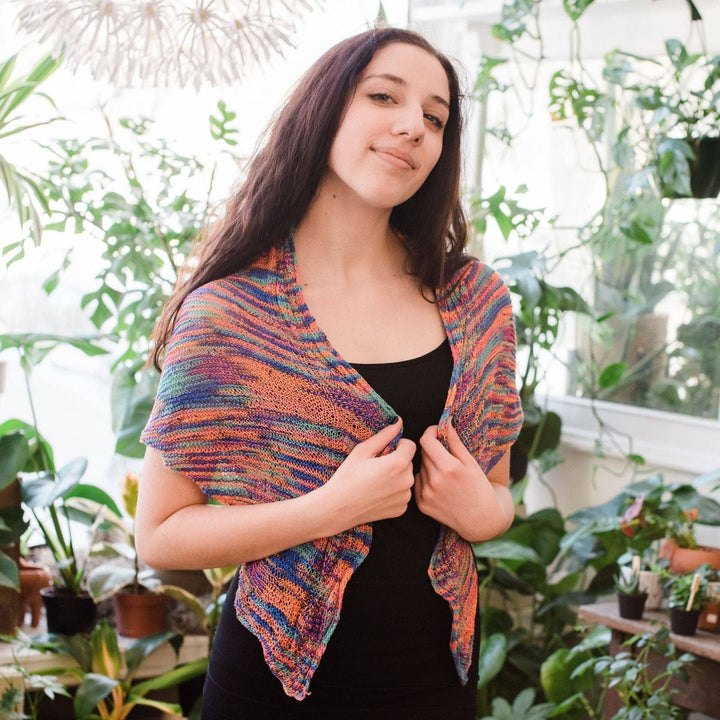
[547,396,720,476]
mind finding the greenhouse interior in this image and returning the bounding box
[1,0,720,718]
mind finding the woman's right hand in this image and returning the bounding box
[321,419,416,531]
[136,420,415,570]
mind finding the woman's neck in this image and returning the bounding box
[293,191,406,287]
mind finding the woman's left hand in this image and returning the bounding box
[414,422,514,543]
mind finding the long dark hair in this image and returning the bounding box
[151,26,469,369]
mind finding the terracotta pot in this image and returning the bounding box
[669,607,701,636]
[617,592,648,620]
[41,586,97,635]
[18,559,52,628]
[659,539,720,575]
[114,591,167,638]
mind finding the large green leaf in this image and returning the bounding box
[131,656,208,696]
[477,632,507,689]
[0,551,19,589]
[125,631,178,677]
[0,507,29,546]
[74,673,119,719]
[20,458,87,508]
[473,539,542,564]
[90,620,121,679]
[0,431,28,490]
[87,565,136,602]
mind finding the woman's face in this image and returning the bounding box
[324,42,451,212]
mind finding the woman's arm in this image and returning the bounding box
[135,420,416,569]
[414,422,514,543]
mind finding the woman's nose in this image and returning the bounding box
[392,105,424,144]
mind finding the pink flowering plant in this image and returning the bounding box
[562,472,720,593]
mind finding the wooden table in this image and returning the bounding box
[578,602,720,718]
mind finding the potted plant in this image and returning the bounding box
[615,556,648,619]
[0,334,119,634]
[0,428,31,634]
[23,620,207,719]
[87,472,168,638]
[668,567,709,635]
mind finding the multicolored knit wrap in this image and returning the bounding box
[141,238,522,700]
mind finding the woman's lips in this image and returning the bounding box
[371,146,417,170]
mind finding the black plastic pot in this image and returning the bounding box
[669,606,701,636]
[688,137,720,198]
[41,586,96,635]
[617,592,648,620]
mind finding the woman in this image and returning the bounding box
[136,26,522,719]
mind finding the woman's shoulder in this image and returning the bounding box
[443,256,510,306]
[183,250,282,308]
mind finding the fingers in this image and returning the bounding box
[351,418,403,459]
[445,421,475,464]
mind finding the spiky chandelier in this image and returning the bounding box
[14,0,321,88]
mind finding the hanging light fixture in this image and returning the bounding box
[13,0,322,89]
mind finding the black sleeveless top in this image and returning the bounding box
[202,339,479,720]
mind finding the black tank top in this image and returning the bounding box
[202,338,479,719]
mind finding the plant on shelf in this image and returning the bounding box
[24,620,207,720]
[0,430,31,592]
[87,472,169,638]
[562,471,720,589]
[667,565,711,635]
[614,556,648,619]
[0,333,121,633]
[554,626,695,719]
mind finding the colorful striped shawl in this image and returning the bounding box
[141,237,522,700]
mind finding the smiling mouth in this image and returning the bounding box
[372,147,417,170]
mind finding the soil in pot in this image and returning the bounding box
[41,586,96,635]
[114,591,167,638]
[669,606,701,636]
[617,592,648,620]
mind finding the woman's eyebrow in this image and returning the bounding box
[362,72,450,111]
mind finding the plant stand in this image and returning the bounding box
[578,601,720,718]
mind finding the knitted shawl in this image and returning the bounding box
[141,237,522,700]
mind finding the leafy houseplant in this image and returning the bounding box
[563,472,720,586]
[24,620,207,720]
[0,334,120,633]
[668,567,710,635]
[615,556,648,619]
[572,627,694,719]
[87,472,168,638]
[0,52,61,255]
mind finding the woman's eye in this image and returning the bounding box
[425,114,445,130]
[369,92,394,103]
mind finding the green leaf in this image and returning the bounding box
[563,0,594,21]
[131,656,208,696]
[74,673,119,719]
[124,632,178,677]
[473,539,542,564]
[598,362,626,388]
[477,633,507,689]
[0,551,20,590]
[64,484,122,518]
[87,565,136,602]
[0,431,29,491]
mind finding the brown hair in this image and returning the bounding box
[151,26,469,370]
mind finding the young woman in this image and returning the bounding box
[136,26,522,720]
